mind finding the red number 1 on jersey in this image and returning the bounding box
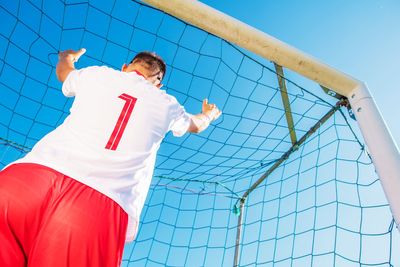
[105,93,137,151]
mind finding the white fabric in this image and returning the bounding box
[15,66,191,241]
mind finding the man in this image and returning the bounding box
[0,48,221,266]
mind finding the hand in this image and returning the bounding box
[202,99,222,122]
[58,48,86,63]
[56,48,86,82]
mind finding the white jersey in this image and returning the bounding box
[15,66,191,241]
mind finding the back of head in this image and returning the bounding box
[131,52,166,81]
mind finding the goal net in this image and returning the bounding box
[0,0,398,266]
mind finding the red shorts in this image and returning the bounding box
[0,163,128,267]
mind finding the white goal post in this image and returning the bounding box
[142,0,400,230]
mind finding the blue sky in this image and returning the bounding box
[200,0,400,147]
[0,0,399,265]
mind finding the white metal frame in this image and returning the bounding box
[142,0,400,231]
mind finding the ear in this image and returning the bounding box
[121,63,127,72]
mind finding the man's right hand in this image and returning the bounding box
[187,99,222,134]
[201,99,222,122]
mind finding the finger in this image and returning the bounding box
[72,48,86,62]
[203,99,208,106]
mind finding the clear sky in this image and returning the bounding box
[0,0,398,265]
[200,0,400,147]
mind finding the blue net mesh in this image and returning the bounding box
[0,0,399,266]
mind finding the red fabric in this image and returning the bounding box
[105,94,138,151]
[0,163,128,267]
[132,70,145,77]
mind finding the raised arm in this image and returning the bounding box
[187,99,222,133]
[56,48,86,83]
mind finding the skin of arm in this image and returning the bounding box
[56,48,86,83]
[187,99,222,134]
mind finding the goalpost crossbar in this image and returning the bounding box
[141,0,400,233]
[1,0,399,265]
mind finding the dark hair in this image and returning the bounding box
[131,51,166,80]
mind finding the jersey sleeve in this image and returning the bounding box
[62,66,106,97]
[62,69,83,97]
[168,100,191,137]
